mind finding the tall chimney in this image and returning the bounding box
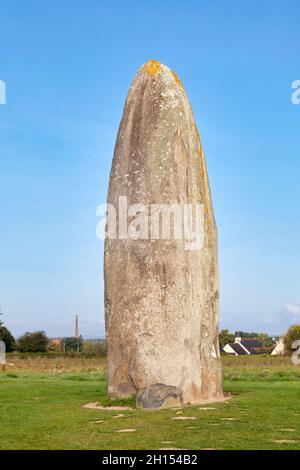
[75,315,79,338]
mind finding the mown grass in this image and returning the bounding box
[222,354,300,381]
[0,355,299,450]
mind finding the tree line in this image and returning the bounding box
[0,312,106,355]
[1,310,299,356]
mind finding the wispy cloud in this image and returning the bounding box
[221,303,300,337]
[284,303,300,316]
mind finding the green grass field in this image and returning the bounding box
[0,355,299,450]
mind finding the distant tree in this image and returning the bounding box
[0,325,16,352]
[284,325,300,355]
[17,331,49,353]
[63,336,83,353]
[82,340,107,357]
[235,331,259,339]
[0,308,3,326]
[258,333,274,347]
[219,329,235,349]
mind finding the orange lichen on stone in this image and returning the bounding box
[171,70,184,90]
[195,127,210,218]
[142,60,161,77]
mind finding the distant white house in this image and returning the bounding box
[271,337,285,355]
[223,337,264,355]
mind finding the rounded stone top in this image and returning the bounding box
[125,60,187,109]
[138,60,185,91]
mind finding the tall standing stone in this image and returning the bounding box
[104,60,223,408]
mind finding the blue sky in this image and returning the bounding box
[0,0,299,338]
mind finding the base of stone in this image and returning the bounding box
[136,383,229,410]
[136,384,183,409]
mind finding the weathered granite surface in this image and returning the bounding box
[104,60,223,408]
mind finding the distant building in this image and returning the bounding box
[48,338,62,352]
[223,337,264,355]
